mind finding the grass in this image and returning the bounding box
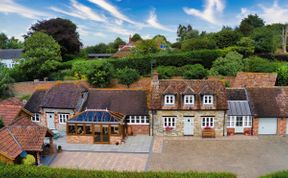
[260,170,288,178]
[0,165,236,178]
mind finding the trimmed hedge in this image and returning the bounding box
[0,165,236,178]
[260,170,288,178]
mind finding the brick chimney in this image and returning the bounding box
[152,72,159,89]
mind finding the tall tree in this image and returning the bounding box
[177,24,199,42]
[0,63,14,99]
[27,18,81,60]
[0,33,8,49]
[213,27,242,48]
[19,32,62,80]
[239,14,265,36]
[113,37,126,49]
[282,24,288,53]
[131,33,142,42]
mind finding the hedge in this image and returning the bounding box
[0,165,236,178]
[260,170,288,178]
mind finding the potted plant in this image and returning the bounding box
[165,126,174,132]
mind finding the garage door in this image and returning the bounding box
[259,118,277,135]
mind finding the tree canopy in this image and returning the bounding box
[0,64,14,99]
[131,33,142,42]
[27,18,81,60]
[0,33,23,49]
[116,67,140,87]
[239,14,265,36]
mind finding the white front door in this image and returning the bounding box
[46,113,55,129]
[235,116,244,133]
[184,117,194,135]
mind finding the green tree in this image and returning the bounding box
[157,66,178,79]
[116,67,140,87]
[252,27,277,53]
[6,37,23,49]
[134,39,159,54]
[177,24,199,42]
[0,33,8,49]
[86,61,114,88]
[113,37,126,50]
[237,37,255,56]
[0,64,14,99]
[131,33,142,42]
[210,51,244,76]
[181,37,217,51]
[213,27,241,48]
[182,64,208,79]
[239,14,265,36]
[27,18,81,60]
[19,32,62,80]
[244,57,279,72]
[277,65,288,86]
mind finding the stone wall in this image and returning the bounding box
[67,135,94,144]
[128,125,149,135]
[153,110,226,137]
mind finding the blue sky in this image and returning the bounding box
[1,0,288,46]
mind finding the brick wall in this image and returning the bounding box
[67,135,94,144]
[128,125,149,135]
[278,118,286,136]
[253,118,259,135]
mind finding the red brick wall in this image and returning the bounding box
[67,135,94,144]
[278,118,286,136]
[244,128,252,135]
[253,118,259,135]
[128,125,149,135]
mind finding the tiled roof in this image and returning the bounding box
[24,90,46,113]
[0,98,23,126]
[0,49,23,59]
[151,79,228,110]
[232,72,277,88]
[226,88,247,100]
[247,87,288,118]
[228,101,252,116]
[0,128,22,160]
[40,83,87,110]
[84,90,148,115]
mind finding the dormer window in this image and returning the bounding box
[184,95,194,105]
[203,95,213,104]
[164,95,175,105]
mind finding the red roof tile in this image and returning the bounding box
[232,72,277,88]
[0,98,23,126]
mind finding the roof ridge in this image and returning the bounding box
[7,127,23,150]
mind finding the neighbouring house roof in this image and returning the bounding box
[0,49,23,59]
[232,72,277,88]
[39,83,88,111]
[228,101,252,116]
[0,98,31,127]
[0,116,52,160]
[68,109,125,123]
[226,88,247,100]
[151,79,228,110]
[84,90,148,116]
[112,46,133,58]
[24,90,47,113]
[247,87,288,118]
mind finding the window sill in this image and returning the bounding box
[127,123,149,125]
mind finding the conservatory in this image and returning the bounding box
[66,109,127,144]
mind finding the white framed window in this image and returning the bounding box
[203,95,213,105]
[164,95,175,105]
[201,117,214,128]
[58,113,69,124]
[31,113,40,122]
[184,95,194,105]
[243,116,252,127]
[163,116,176,128]
[226,116,235,128]
[127,116,149,125]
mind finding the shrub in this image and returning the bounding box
[86,61,114,88]
[21,155,35,165]
[181,37,217,51]
[244,57,279,73]
[277,65,288,86]
[260,170,288,178]
[182,64,208,79]
[116,68,140,87]
[210,51,244,76]
[157,66,179,79]
[0,165,236,178]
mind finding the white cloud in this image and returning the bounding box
[78,25,106,37]
[146,9,174,32]
[183,0,225,24]
[88,0,140,25]
[50,0,106,22]
[0,0,51,19]
[258,1,288,24]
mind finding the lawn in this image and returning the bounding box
[0,165,236,178]
[260,170,288,178]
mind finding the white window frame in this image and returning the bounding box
[226,116,235,128]
[163,116,176,129]
[58,113,69,124]
[31,113,40,122]
[226,116,252,128]
[203,95,213,105]
[164,95,175,105]
[127,116,149,125]
[184,95,195,105]
[201,117,214,128]
[243,116,252,127]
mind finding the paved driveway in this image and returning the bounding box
[51,152,148,171]
[148,136,288,178]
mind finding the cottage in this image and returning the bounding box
[151,74,228,137]
[247,87,288,136]
[0,49,23,68]
[226,88,253,135]
[25,83,88,132]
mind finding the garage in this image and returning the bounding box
[258,118,277,135]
